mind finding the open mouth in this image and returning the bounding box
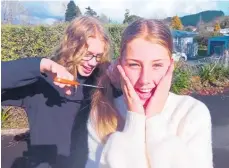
[135,88,155,100]
[82,65,94,74]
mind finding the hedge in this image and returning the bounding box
[3,23,221,61]
[1,24,126,61]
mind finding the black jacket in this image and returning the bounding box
[2,57,103,168]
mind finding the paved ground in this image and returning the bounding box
[193,91,229,168]
[2,91,229,168]
[1,135,28,168]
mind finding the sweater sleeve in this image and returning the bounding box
[145,101,213,168]
[99,111,148,168]
[2,57,43,90]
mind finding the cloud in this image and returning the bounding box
[26,0,220,23]
[18,14,58,25]
[76,0,218,21]
[44,1,68,16]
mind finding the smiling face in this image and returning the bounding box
[77,37,105,77]
[121,38,171,105]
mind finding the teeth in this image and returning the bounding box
[139,89,151,93]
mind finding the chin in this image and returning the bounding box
[78,70,92,77]
[78,67,94,77]
[140,99,146,105]
[141,98,151,108]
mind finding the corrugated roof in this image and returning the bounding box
[208,36,229,41]
[171,30,198,38]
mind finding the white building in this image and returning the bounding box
[220,28,229,36]
[172,30,199,58]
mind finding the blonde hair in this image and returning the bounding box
[90,19,173,143]
[51,16,111,76]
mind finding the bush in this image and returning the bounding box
[171,64,192,94]
[199,63,229,86]
[1,24,64,61]
[194,35,208,48]
[1,24,126,61]
[1,107,12,127]
[2,24,229,94]
[105,24,126,59]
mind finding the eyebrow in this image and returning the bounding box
[125,58,167,62]
[87,51,103,56]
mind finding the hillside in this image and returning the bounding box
[164,10,225,26]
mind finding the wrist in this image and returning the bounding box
[40,58,51,73]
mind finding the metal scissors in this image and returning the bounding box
[54,77,104,89]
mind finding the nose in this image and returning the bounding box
[87,56,97,66]
[138,67,151,86]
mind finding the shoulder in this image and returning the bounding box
[168,92,211,124]
[113,95,127,118]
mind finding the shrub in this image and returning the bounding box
[199,63,229,86]
[1,24,64,61]
[1,24,126,61]
[1,107,12,127]
[105,24,126,59]
[171,64,192,94]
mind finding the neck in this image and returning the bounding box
[77,73,88,83]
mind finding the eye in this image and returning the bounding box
[85,54,92,57]
[153,63,163,68]
[128,63,140,67]
[97,54,103,59]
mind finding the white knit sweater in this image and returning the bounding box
[85,92,213,168]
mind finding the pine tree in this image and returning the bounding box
[65,0,81,22]
[84,6,97,17]
[170,16,183,30]
[123,9,130,24]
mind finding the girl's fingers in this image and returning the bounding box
[156,60,174,92]
[117,65,135,96]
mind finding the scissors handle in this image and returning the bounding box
[54,77,80,86]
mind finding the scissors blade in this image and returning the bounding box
[54,77,104,89]
[80,83,104,89]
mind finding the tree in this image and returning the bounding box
[84,6,97,17]
[214,22,221,32]
[1,0,29,25]
[123,9,130,24]
[65,0,81,22]
[196,14,205,31]
[98,13,110,23]
[123,9,141,24]
[170,16,183,30]
[220,17,229,29]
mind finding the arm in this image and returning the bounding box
[146,102,213,168]
[99,112,148,168]
[2,57,43,90]
[2,57,74,106]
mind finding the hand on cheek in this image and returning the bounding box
[145,60,174,118]
[117,65,145,115]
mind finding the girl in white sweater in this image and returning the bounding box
[86,19,213,168]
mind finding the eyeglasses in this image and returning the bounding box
[82,53,103,62]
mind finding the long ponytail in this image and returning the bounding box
[90,63,124,143]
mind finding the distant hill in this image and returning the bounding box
[164,10,225,27]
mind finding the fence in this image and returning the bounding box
[176,50,229,76]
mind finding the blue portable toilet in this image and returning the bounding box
[208,36,229,56]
